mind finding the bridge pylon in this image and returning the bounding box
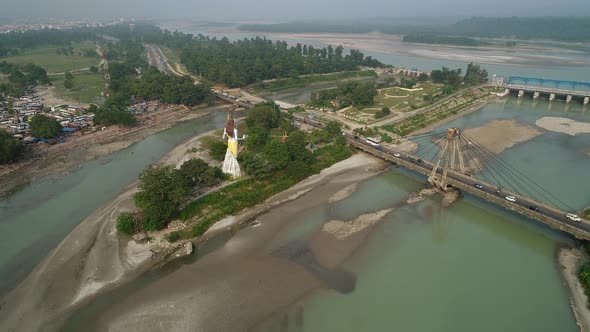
[428,128,466,191]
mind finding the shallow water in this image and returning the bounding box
[0,112,230,296]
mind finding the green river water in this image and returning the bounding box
[2,28,590,331]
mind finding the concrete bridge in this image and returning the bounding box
[292,115,590,240]
[495,76,590,104]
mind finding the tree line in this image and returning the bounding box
[0,61,49,99]
[103,24,387,87]
[0,28,98,51]
[178,36,385,87]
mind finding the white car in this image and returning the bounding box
[566,213,582,222]
[505,196,516,202]
[393,153,401,157]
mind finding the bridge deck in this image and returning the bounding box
[347,139,590,240]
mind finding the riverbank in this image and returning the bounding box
[559,247,590,332]
[0,124,230,332]
[233,31,590,68]
[412,96,497,135]
[0,104,231,197]
[0,125,388,332]
[63,153,390,332]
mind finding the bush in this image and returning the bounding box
[209,140,227,161]
[116,212,136,235]
[374,107,391,119]
[580,262,590,308]
[166,231,181,243]
[30,114,62,138]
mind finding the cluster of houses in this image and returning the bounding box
[0,95,92,141]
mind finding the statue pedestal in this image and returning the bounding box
[222,148,242,178]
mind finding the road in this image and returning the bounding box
[145,45,182,77]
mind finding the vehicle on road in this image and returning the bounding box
[528,206,540,212]
[566,213,582,222]
[505,196,516,202]
[366,137,381,147]
[417,159,424,163]
[474,183,483,189]
[393,153,401,157]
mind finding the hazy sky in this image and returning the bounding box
[2,0,590,20]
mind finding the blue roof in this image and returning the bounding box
[61,127,78,132]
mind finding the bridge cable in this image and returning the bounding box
[462,132,575,212]
[461,133,573,211]
[457,135,543,204]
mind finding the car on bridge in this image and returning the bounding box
[505,196,517,202]
[393,153,401,157]
[474,183,484,189]
[528,206,540,212]
[566,213,582,222]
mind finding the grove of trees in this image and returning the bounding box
[0,61,49,98]
[0,130,25,163]
[310,81,377,109]
[29,114,62,138]
[130,159,225,232]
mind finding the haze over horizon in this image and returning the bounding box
[2,0,590,21]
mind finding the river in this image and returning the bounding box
[3,26,590,331]
[0,111,230,296]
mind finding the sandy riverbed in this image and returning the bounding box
[47,153,389,332]
[464,119,543,154]
[559,248,590,332]
[0,142,388,332]
[0,125,228,332]
[536,117,590,136]
[235,31,590,68]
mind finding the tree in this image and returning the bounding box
[245,104,280,130]
[239,152,272,180]
[0,130,25,163]
[245,126,269,150]
[134,165,187,231]
[374,107,391,119]
[417,73,429,82]
[264,140,290,170]
[29,114,61,138]
[286,130,313,162]
[209,140,228,161]
[64,71,74,89]
[324,121,342,138]
[89,66,99,73]
[116,212,136,235]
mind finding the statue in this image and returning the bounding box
[222,111,245,178]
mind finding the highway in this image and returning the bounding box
[145,45,181,77]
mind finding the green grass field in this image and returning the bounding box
[252,70,377,93]
[52,72,105,104]
[2,42,100,73]
[374,83,444,112]
[339,82,444,124]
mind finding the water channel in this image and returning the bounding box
[2,26,590,331]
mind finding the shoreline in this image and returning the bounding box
[0,104,231,198]
[230,30,590,68]
[559,247,590,332]
[412,95,497,135]
[0,126,388,332]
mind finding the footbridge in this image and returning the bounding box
[500,76,590,103]
[293,115,590,240]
